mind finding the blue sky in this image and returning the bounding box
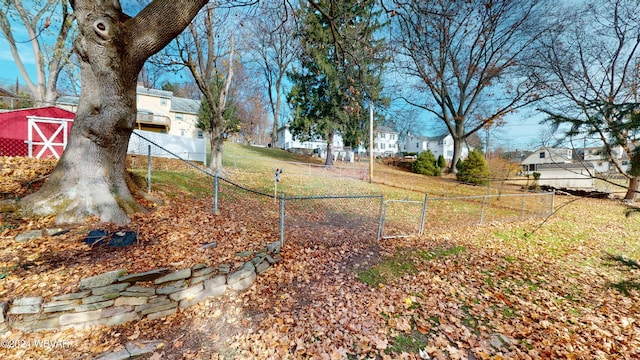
[0,13,551,152]
[0,42,548,150]
[0,26,38,87]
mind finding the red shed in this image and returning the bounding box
[0,106,75,159]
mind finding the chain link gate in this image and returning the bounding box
[381,195,428,239]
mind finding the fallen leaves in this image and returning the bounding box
[1,157,640,359]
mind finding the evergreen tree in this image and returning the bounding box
[413,150,441,176]
[456,149,490,185]
[197,96,240,138]
[287,0,388,166]
[437,154,447,169]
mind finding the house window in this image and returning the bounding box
[197,130,204,139]
[539,152,545,159]
[180,129,185,136]
[416,142,419,148]
[529,164,536,171]
[176,114,183,121]
[438,140,443,145]
[447,150,453,157]
[381,143,386,149]
[161,98,168,106]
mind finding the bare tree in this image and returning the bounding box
[57,53,81,96]
[0,0,74,106]
[21,0,209,224]
[228,60,270,145]
[157,4,239,171]
[536,0,640,200]
[245,1,298,147]
[390,0,549,172]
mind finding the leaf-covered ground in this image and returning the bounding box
[0,155,639,359]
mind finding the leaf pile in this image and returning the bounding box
[0,157,57,200]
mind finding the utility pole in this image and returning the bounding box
[369,103,374,183]
[485,128,490,159]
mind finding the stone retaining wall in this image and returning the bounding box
[0,241,282,333]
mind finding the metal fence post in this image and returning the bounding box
[419,193,428,236]
[147,144,151,193]
[213,169,219,215]
[479,195,487,224]
[279,190,285,246]
[377,195,385,241]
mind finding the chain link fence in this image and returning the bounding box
[381,192,555,239]
[123,132,557,246]
[281,195,384,247]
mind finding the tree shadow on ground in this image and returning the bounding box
[603,253,640,296]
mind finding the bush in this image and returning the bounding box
[529,171,541,191]
[413,150,441,176]
[437,154,447,169]
[456,149,490,185]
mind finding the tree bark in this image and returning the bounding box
[625,176,639,202]
[210,128,225,171]
[207,34,235,171]
[325,132,334,167]
[450,138,463,174]
[20,0,208,225]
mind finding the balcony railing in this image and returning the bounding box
[136,113,171,128]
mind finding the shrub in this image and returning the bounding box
[437,154,447,169]
[413,150,441,176]
[529,171,541,191]
[456,149,490,185]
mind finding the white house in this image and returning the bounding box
[276,125,343,151]
[403,133,469,162]
[56,86,203,139]
[372,126,399,157]
[521,147,574,172]
[521,147,595,188]
[578,145,632,174]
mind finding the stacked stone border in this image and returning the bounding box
[0,241,282,333]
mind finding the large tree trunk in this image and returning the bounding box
[270,78,283,147]
[625,176,639,201]
[20,0,208,225]
[325,132,334,167]
[209,123,225,171]
[450,136,463,174]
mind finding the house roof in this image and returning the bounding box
[171,97,200,114]
[521,147,574,165]
[136,86,173,98]
[56,91,201,115]
[408,133,449,142]
[374,125,398,134]
[0,106,75,120]
[0,86,18,98]
[56,95,79,105]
